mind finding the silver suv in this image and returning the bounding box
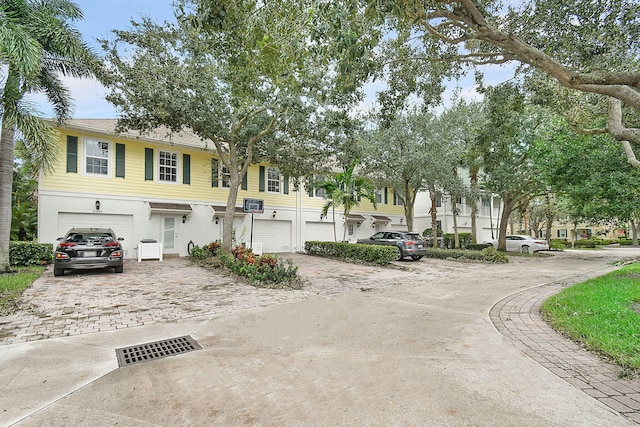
[358,231,427,261]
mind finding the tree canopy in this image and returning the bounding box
[100,0,339,250]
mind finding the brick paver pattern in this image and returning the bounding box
[2,253,639,424]
[491,270,640,425]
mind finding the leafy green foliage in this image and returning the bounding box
[9,242,53,267]
[542,263,640,370]
[0,0,97,271]
[304,241,397,265]
[422,247,508,264]
[192,244,302,289]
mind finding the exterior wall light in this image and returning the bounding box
[182,214,187,223]
[95,200,101,211]
[272,210,277,218]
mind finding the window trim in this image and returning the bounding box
[267,167,281,194]
[83,137,112,177]
[157,149,179,184]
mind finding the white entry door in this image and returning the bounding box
[163,216,177,253]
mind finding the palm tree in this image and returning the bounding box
[317,159,377,242]
[0,0,96,270]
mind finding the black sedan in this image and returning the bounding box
[54,228,125,277]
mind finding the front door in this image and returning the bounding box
[163,216,177,253]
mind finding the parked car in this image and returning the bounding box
[357,231,427,261]
[54,228,125,277]
[482,235,549,253]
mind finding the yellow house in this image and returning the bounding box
[39,119,405,258]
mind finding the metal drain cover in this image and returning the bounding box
[116,335,202,367]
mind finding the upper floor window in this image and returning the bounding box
[84,138,110,176]
[267,167,281,193]
[375,188,384,204]
[314,175,327,198]
[158,150,178,183]
[221,164,231,188]
[435,195,442,207]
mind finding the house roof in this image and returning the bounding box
[58,119,213,151]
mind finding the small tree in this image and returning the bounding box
[318,159,376,242]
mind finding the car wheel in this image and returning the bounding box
[396,247,404,261]
[411,255,423,261]
[521,245,530,254]
[487,243,494,248]
[53,268,64,277]
[114,265,124,273]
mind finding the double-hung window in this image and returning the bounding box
[158,150,178,183]
[221,164,231,188]
[267,167,281,193]
[84,138,110,176]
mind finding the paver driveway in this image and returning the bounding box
[1,247,640,426]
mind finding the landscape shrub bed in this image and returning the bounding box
[304,241,397,265]
[620,238,633,246]
[573,239,597,248]
[10,242,53,267]
[424,247,509,263]
[190,243,302,289]
[442,232,472,249]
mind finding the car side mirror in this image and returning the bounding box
[56,237,63,241]
[118,237,125,241]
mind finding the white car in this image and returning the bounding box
[483,235,549,253]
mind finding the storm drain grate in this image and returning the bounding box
[116,335,202,367]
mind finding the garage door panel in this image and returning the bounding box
[58,213,134,258]
[253,220,291,253]
[305,222,335,242]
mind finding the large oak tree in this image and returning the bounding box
[100,0,335,251]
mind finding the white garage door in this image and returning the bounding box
[253,220,291,253]
[305,222,336,242]
[57,213,134,258]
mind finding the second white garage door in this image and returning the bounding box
[304,222,336,243]
[253,220,291,253]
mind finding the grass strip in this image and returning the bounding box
[541,262,640,370]
[0,266,44,316]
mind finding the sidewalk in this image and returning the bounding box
[1,248,639,425]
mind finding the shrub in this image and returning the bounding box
[422,228,443,237]
[480,247,509,263]
[217,251,302,289]
[620,238,633,246]
[304,241,397,265]
[574,239,597,248]
[467,243,491,251]
[550,239,568,250]
[421,247,508,263]
[10,241,53,267]
[442,233,473,249]
[189,244,209,260]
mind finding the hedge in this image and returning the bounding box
[10,241,53,267]
[442,232,473,249]
[304,241,398,265]
[424,247,509,263]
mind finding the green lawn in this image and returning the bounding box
[541,263,640,371]
[0,266,44,316]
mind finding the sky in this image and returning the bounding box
[30,0,178,118]
[29,0,513,119]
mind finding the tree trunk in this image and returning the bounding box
[404,182,414,232]
[451,195,460,249]
[544,193,553,244]
[0,118,15,271]
[497,194,517,252]
[631,219,639,246]
[429,188,439,249]
[221,172,241,252]
[469,170,479,244]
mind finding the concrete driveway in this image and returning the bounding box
[1,247,639,426]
